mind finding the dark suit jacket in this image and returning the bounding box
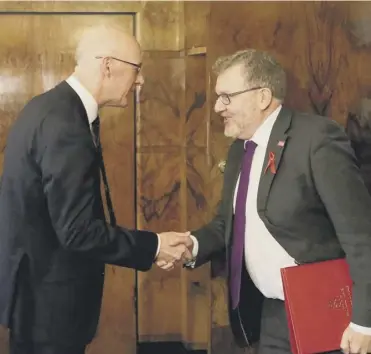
[0,81,158,346]
[191,106,371,346]
[345,113,371,194]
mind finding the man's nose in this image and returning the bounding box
[136,72,144,86]
[214,97,225,113]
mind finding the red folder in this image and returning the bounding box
[281,259,353,354]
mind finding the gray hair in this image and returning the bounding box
[213,49,287,101]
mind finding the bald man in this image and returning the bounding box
[0,25,191,354]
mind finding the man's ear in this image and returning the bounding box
[259,88,273,111]
[101,57,111,78]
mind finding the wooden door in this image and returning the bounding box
[0,12,137,354]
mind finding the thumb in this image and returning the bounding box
[170,234,191,246]
[171,231,190,240]
[340,328,350,354]
[176,231,190,237]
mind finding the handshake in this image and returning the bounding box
[155,231,195,271]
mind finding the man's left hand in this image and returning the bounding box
[341,326,371,354]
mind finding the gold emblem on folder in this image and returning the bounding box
[328,285,352,317]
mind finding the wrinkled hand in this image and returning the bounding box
[341,326,371,354]
[156,232,194,271]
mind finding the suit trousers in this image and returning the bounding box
[257,298,342,354]
[9,336,85,354]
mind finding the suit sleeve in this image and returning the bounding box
[311,120,371,326]
[38,114,158,271]
[191,200,226,267]
[189,142,241,267]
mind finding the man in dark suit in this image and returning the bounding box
[159,49,371,354]
[0,25,191,354]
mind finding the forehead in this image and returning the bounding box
[117,38,142,63]
[215,64,246,93]
[128,42,142,62]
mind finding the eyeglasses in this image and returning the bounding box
[95,56,142,73]
[217,86,262,105]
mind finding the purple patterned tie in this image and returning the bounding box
[230,140,257,309]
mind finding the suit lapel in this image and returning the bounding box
[226,140,245,205]
[257,106,293,212]
[223,140,244,243]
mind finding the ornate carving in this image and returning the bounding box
[305,3,345,116]
[139,181,180,223]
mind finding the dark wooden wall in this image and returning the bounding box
[1,2,370,354]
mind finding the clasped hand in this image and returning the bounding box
[155,231,193,271]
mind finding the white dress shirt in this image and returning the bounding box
[66,75,98,125]
[191,105,371,334]
[233,105,297,299]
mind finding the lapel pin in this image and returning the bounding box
[264,152,277,175]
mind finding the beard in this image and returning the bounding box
[224,119,243,138]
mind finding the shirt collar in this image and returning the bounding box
[66,75,98,125]
[248,105,282,148]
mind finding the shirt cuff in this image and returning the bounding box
[349,322,371,335]
[190,235,199,258]
[184,235,198,268]
[155,234,161,259]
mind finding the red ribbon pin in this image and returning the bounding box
[264,151,276,175]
